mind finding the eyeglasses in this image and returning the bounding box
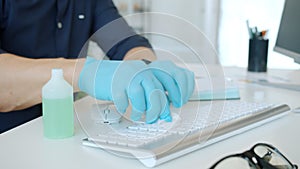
[210,143,298,169]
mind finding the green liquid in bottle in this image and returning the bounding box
[42,96,74,139]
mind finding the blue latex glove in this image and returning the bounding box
[78,57,171,123]
[148,61,195,108]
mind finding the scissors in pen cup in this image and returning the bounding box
[210,143,298,169]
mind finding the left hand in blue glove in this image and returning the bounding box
[148,61,195,108]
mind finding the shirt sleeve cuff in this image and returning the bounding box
[106,35,152,60]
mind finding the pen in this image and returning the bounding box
[246,20,253,39]
[254,26,259,38]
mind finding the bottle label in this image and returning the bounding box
[42,96,74,139]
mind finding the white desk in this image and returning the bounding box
[1,67,300,169]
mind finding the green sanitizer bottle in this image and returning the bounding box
[42,68,74,139]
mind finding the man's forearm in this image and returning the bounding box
[0,53,84,112]
[0,46,153,112]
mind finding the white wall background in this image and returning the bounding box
[219,0,300,69]
[146,0,220,64]
[95,0,300,69]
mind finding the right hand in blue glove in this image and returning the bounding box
[148,61,195,108]
[78,57,171,123]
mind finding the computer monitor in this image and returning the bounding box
[274,0,300,64]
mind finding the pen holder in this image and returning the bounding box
[248,38,269,72]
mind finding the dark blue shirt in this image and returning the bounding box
[0,0,152,133]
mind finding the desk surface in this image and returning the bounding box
[1,67,300,169]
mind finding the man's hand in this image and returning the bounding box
[78,57,171,123]
[124,47,195,106]
[148,61,195,108]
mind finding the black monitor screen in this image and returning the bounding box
[274,0,300,63]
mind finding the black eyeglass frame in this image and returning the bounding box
[210,143,298,169]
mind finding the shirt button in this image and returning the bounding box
[57,22,63,29]
[78,14,85,20]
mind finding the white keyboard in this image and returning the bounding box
[76,97,290,168]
